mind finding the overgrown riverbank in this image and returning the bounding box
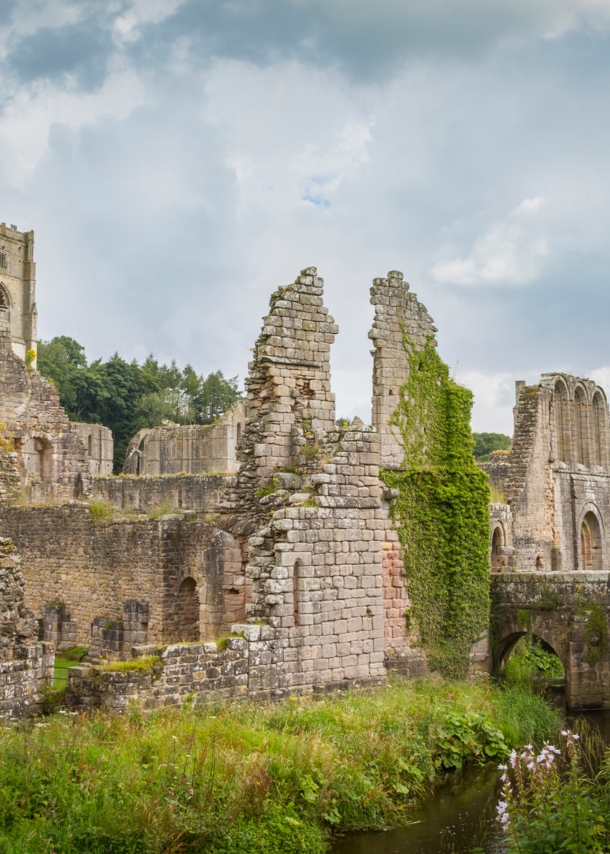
[0,677,559,854]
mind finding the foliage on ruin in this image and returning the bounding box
[0,678,557,853]
[98,655,161,673]
[381,337,491,679]
[88,500,115,523]
[37,336,242,471]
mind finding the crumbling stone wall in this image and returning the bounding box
[0,316,90,501]
[66,627,275,711]
[0,537,53,719]
[0,505,245,650]
[73,423,113,476]
[91,472,229,514]
[123,401,245,476]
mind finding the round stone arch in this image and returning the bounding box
[578,503,604,572]
[490,522,506,572]
[497,630,567,674]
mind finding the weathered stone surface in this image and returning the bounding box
[123,401,244,476]
[493,571,610,709]
[0,536,53,719]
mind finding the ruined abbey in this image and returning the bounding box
[1,221,610,718]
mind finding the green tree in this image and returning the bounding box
[37,338,242,472]
[472,432,511,460]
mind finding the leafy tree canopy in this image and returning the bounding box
[37,337,242,472]
[472,432,511,461]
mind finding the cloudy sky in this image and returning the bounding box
[2,0,610,434]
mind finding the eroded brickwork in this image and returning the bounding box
[0,537,53,719]
[0,505,244,647]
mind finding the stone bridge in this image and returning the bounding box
[491,571,610,709]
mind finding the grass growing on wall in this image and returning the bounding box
[0,678,557,854]
[382,337,491,678]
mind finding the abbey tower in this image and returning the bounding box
[0,223,37,365]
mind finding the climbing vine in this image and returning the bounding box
[381,337,490,678]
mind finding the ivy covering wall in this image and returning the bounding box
[382,338,490,678]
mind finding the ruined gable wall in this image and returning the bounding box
[369,271,437,470]
[219,268,387,690]
[0,506,243,648]
[369,272,437,661]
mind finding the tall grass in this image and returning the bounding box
[0,677,559,854]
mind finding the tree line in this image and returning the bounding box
[37,337,242,472]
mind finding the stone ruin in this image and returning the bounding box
[3,220,610,715]
[483,373,610,575]
[0,249,451,714]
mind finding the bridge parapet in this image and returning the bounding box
[491,571,610,709]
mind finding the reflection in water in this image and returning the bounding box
[332,765,507,854]
[332,708,610,854]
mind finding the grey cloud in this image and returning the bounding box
[8,16,114,89]
[2,0,597,94]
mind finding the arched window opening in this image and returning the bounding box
[581,512,602,572]
[177,577,199,641]
[574,386,588,466]
[236,422,243,444]
[554,381,570,464]
[593,392,607,467]
[491,526,505,572]
[293,560,302,627]
[87,434,93,457]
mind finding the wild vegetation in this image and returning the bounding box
[0,678,558,854]
[503,635,565,686]
[498,726,610,853]
[37,336,241,471]
[382,338,491,678]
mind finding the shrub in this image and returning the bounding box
[88,500,114,523]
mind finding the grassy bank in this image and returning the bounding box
[0,677,558,854]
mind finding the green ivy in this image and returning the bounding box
[381,337,490,678]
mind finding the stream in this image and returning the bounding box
[332,703,610,854]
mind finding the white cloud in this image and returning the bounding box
[430,197,549,287]
[589,367,610,394]
[456,370,515,434]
